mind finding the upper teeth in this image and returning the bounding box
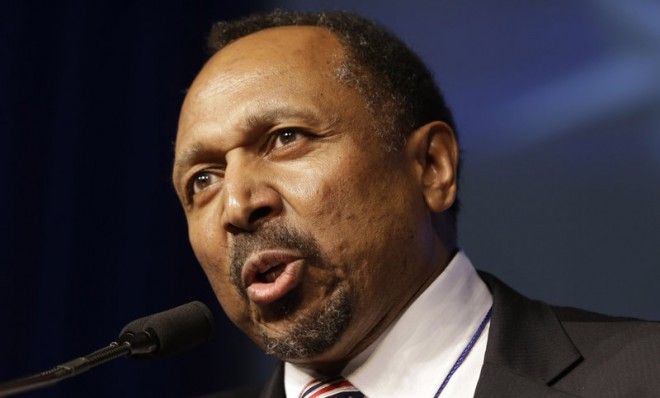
[264,262,281,272]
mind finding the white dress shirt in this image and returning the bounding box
[284,251,493,398]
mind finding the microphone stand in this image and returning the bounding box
[0,341,130,397]
[0,332,156,397]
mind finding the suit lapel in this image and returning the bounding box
[475,272,582,397]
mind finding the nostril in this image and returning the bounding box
[248,206,272,225]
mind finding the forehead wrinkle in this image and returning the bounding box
[191,68,278,104]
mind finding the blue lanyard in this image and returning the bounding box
[434,307,493,397]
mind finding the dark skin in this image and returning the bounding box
[173,26,459,374]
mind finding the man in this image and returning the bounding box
[172,10,660,398]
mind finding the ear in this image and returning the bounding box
[405,121,459,213]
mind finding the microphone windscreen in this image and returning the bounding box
[120,301,215,358]
[120,315,149,337]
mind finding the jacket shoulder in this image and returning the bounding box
[478,271,660,396]
[553,304,660,354]
[551,305,660,395]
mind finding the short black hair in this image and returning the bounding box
[207,9,460,241]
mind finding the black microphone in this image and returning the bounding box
[0,301,214,397]
[119,300,215,358]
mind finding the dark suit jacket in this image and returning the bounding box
[208,272,660,397]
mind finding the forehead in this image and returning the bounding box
[202,28,341,97]
[176,26,355,147]
[184,26,348,111]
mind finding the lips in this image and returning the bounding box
[241,250,304,304]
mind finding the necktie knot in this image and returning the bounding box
[299,376,365,398]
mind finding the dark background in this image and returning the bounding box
[1,1,658,397]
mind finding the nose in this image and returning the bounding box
[221,155,283,233]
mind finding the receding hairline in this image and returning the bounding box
[217,24,357,89]
[196,24,355,97]
[215,24,344,53]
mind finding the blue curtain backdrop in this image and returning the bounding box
[0,1,273,397]
[2,1,660,397]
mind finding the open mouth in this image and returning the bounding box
[255,263,286,283]
[242,251,304,305]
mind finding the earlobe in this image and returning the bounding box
[406,121,459,213]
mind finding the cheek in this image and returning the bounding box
[280,149,412,262]
[280,161,357,233]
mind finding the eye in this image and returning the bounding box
[273,128,305,149]
[189,171,219,196]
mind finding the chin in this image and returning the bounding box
[252,285,352,362]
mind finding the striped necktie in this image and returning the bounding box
[299,376,365,398]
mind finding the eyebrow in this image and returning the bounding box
[174,142,204,171]
[172,141,217,187]
[243,106,327,131]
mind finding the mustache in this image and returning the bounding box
[229,223,322,297]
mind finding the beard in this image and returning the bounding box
[228,223,352,361]
[261,286,350,360]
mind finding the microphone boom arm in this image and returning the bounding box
[0,340,132,397]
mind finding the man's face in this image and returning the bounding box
[173,26,437,368]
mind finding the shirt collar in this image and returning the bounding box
[284,251,492,397]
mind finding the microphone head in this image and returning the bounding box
[119,301,215,358]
